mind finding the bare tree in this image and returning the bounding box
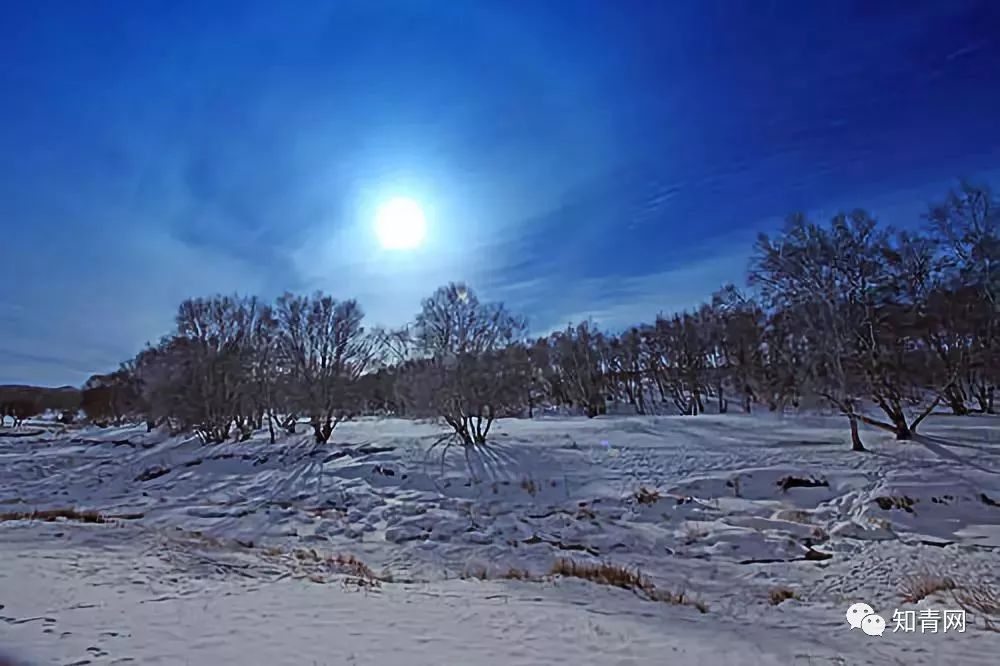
[756,308,805,412]
[274,292,376,443]
[549,321,609,417]
[644,313,710,415]
[605,328,648,414]
[247,305,282,442]
[751,211,944,449]
[709,285,765,413]
[80,370,141,426]
[401,283,528,446]
[173,295,269,442]
[927,183,999,413]
[122,295,272,443]
[413,283,524,356]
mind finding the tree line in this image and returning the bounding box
[76,183,997,451]
[0,385,79,427]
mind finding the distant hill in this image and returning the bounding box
[0,385,81,411]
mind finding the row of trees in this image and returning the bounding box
[0,385,80,427]
[80,183,997,451]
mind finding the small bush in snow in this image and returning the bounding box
[633,486,662,505]
[769,587,799,605]
[953,582,1000,632]
[899,570,957,603]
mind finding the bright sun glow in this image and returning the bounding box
[374,197,427,250]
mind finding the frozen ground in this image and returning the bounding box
[2,412,999,665]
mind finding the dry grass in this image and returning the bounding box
[810,526,829,542]
[134,465,171,482]
[331,554,377,580]
[281,548,380,585]
[462,565,538,581]
[500,567,535,581]
[773,509,813,524]
[681,521,710,544]
[0,508,108,523]
[874,495,916,513]
[769,587,799,605]
[551,558,647,590]
[634,486,662,505]
[953,582,1000,632]
[776,475,829,493]
[898,569,999,631]
[899,571,958,603]
[550,558,707,613]
[802,547,833,561]
[461,565,490,580]
[458,559,707,613]
[647,587,708,612]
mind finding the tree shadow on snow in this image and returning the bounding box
[910,434,1000,475]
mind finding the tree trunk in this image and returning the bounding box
[944,386,969,416]
[849,416,866,452]
[910,396,941,434]
[311,420,332,443]
[975,386,997,414]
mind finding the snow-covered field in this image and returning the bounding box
[2,413,999,665]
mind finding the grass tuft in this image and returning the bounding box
[899,571,957,603]
[769,587,799,605]
[953,582,1000,632]
[874,495,916,513]
[777,476,829,492]
[282,548,380,585]
[461,565,490,580]
[0,508,107,523]
[500,567,534,581]
[634,486,662,505]
[550,558,707,613]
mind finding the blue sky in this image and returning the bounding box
[2,0,999,386]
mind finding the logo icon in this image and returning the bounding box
[846,602,875,630]
[846,601,884,637]
[861,613,886,636]
[846,602,966,636]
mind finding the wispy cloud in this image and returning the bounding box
[0,228,267,386]
[491,240,754,336]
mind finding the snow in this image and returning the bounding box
[2,412,999,664]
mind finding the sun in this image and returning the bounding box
[374,197,426,250]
